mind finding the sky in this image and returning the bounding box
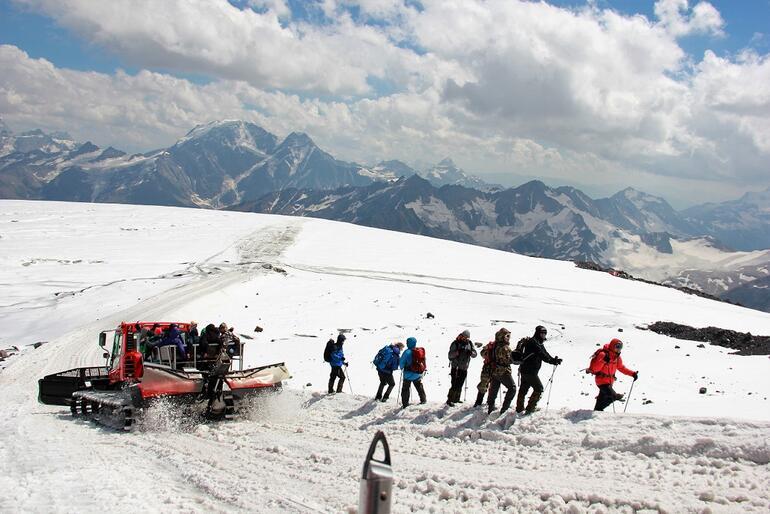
[0,0,769,206]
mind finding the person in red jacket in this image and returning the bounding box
[588,338,638,411]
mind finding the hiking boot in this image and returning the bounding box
[446,401,455,407]
[380,397,388,403]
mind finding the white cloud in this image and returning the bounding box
[3,0,770,204]
[654,0,725,37]
[12,0,428,96]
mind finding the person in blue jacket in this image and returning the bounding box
[328,334,347,394]
[374,342,404,402]
[399,337,427,407]
[158,323,188,362]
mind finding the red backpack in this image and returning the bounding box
[482,342,496,365]
[409,347,427,373]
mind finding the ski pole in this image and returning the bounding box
[623,380,636,413]
[396,371,402,405]
[545,365,557,412]
[345,364,354,395]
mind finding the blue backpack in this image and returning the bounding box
[373,346,390,368]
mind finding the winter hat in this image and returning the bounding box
[337,333,346,344]
[495,328,511,342]
[535,325,547,339]
[406,337,417,348]
[460,330,471,338]
[609,338,623,352]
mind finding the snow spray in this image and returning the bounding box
[359,431,393,514]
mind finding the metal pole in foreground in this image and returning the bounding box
[359,431,393,514]
[345,364,354,394]
[395,371,402,405]
[544,365,557,412]
[623,380,636,413]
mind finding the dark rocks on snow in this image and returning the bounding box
[575,261,739,306]
[254,326,263,332]
[33,341,47,349]
[426,312,435,319]
[645,321,770,355]
[618,328,623,332]
[699,387,707,394]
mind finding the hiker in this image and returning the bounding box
[446,330,477,406]
[399,337,427,407]
[487,328,516,415]
[515,325,562,415]
[588,338,638,411]
[159,323,187,361]
[327,334,347,394]
[139,323,161,359]
[186,321,199,355]
[474,339,495,407]
[218,323,241,357]
[198,324,220,361]
[373,342,404,402]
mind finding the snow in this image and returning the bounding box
[1,200,769,513]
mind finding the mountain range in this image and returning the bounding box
[1,118,768,311]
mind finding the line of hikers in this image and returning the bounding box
[323,326,638,414]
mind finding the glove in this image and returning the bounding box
[554,357,563,365]
[633,371,638,381]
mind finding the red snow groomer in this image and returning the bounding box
[38,321,290,431]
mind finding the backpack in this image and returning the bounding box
[512,337,528,365]
[323,339,335,362]
[409,347,427,373]
[482,342,496,365]
[588,348,609,374]
[373,346,389,368]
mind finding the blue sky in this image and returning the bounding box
[1,0,769,205]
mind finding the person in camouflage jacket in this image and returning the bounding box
[486,328,517,414]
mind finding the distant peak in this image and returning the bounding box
[282,132,315,146]
[437,157,456,167]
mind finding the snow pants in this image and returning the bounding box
[401,378,426,407]
[328,366,345,393]
[594,384,621,411]
[447,366,468,404]
[487,372,516,414]
[375,371,395,401]
[516,373,544,413]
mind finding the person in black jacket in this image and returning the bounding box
[446,330,477,406]
[515,325,562,414]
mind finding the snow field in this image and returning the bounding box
[1,200,769,513]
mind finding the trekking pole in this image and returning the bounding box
[544,365,557,412]
[345,364,354,395]
[623,380,636,413]
[463,379,468,403]
[395,371,402,405]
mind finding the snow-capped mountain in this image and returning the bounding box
[0,120,390,208]
[365,159,416,181]
[683,187,770,251]
[2,119,768,310]
[595,187,696,237]
[237,176,770,311]
[421,157,498,190]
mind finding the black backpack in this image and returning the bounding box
[512,337,528,365]
[323,339,335,362]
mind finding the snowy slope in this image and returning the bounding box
[0,200,769,513]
